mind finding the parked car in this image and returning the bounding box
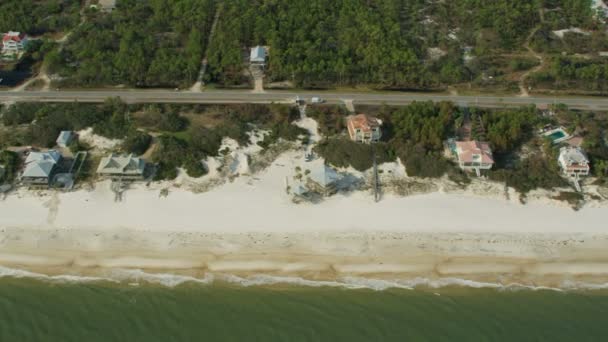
[311,97,324,104]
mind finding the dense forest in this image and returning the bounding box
[2,0,606,92]
[206,0,600,89]
[0,0,81,35]
[50,0,216,87]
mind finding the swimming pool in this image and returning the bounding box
[547,131,566,141]
[542,127,570,144]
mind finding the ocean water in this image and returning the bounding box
[1,273,608,341]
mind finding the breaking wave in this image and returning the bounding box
[1,265,607,292]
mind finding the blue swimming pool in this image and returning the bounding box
[548,131,566,141]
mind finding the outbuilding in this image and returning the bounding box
[56,131,75,148]
[250,46,267,65]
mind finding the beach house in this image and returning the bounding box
[2,31,28,55]
[56,131,75,148]
[346,114,383,144]
[558,147,590,178]
[306,164,340,196]
[453,141,494,176]
[20,150,62,186]
[250,46,267,66]
[97,154,146,180]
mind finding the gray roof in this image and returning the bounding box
[97,154,145,175]
[292,184,309,196]
[309,164,340,187]
[250,46,266,63]
[22,150,61,178]
[56,131,73,146]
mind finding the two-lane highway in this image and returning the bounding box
[1,89,608,110]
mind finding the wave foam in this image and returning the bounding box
[0,265,116,284]
[107,269,214,287]
[1,266,607,291]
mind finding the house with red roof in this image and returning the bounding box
[2,31,28,55]
[453,140,494,176]
[346,114,382,144]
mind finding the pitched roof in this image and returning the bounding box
[3,31,25,43]
[347,114,382,133]
[25,150,62,164]
[455,141,494,164]
[22,150,61,179]
[250,46,266,62]
[309,164,340,187]
[97,154,145,175]
[56,131,74,146]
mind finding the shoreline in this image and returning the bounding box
[2,148,608,289]
[2,228,608,290]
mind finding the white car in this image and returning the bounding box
[311,97,324,104]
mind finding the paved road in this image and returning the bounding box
[1,90,607,110]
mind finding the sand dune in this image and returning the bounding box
[1,147,608,287]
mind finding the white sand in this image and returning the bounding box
[77,127,122,151]
[1,135,608,287]
[1,149,605,233]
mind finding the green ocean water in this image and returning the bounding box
[2,278,608,342]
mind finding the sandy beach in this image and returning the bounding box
[1,145,608,289]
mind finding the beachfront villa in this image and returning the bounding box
[558,147,590,178]
[250,46,267,66]
[2,31,28,55]
[305,164,341,196]
[453,140,494,177]
[346,114,383,144]
[97,154,146,181]
[20,150,62,187]
[56,131,75,148]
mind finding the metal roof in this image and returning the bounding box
[250,46,266,63]
[22,150,61,178]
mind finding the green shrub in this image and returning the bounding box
[189,127,223,156]
[2,103,37,126]
[489,156,567,194]
[122,131,152,155]
[68,139,91,154]
[315,138,395,171]
[184,157,208,178]
[0,150,20,183]
[402,150,450,178]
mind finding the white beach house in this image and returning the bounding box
[346,114,383,144]
[250,46,267,66]
[558,146,590,178]
[21,150,62,186]
[453,141,494,176]
[2,31,28,55]
[97,154,146,180]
